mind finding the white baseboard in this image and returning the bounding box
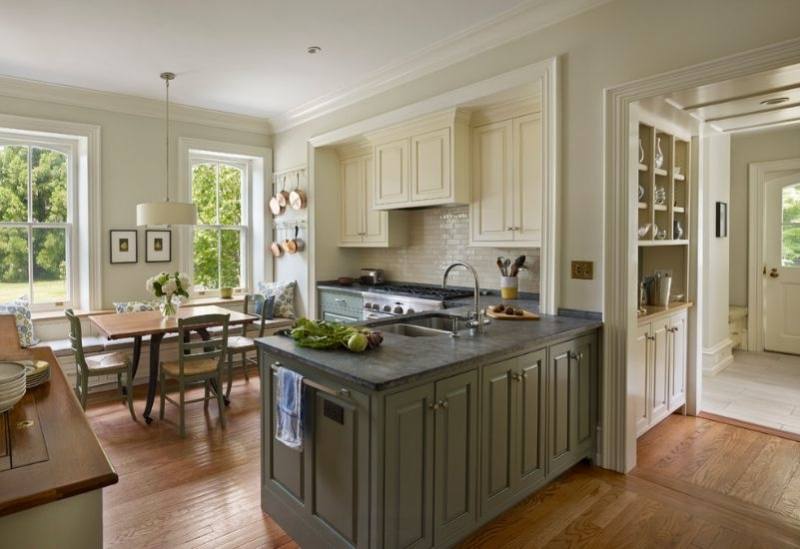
[703,337,734,375]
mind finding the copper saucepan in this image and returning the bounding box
[289,171,307,210]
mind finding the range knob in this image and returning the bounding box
[372,303,380,311]
[393,305,404,314]
[383,305,392,312]
[407,308,415,314]
[364,302,372,309]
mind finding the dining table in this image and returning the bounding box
[89,305,258,424]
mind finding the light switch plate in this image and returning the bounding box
[571,260,594,280]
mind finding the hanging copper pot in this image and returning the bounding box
[289,171,307,210]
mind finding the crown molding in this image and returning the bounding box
[0,74,272,135]
[272,0,609,133]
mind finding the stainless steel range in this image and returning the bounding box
[361,283,474,321]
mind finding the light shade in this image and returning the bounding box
[136,201,197,226]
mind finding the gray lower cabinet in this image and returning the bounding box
[384,370,479,549]
[319,288,363,323]
[548,334,596,476]
[263,362,371,548]
[480,349,546,520]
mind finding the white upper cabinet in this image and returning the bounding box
[369,109,470,210]
[374,139,410,207]
[339,152,406,248]
[470,110,542,247]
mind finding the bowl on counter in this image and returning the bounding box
[337,277,354,286]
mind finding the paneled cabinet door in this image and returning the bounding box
[471,120,514,243]
[384,384,435,549]
[340,156,365,244]
[651,322,669,421]
[433,370,478,546]
[513,113,543,245]
[632,323,651,437]
[480,359,515,518]
[668,310,687,410]
[374,139,410,207]
[361,157,386,243]
[515,350,546,492]
[411,128,451,202]
[548,336,595,474]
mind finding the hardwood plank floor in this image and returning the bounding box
[87,379,800,548]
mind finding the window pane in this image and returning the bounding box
[220,229,241,288]
[218,164,242,225]
[783,225,800,267]
[0,145,29,222]
[192,163,217,225]
[784,183,800,224]
[31,147,68,223]
[32,228,67,303]
[193,228,219,289]
[0,227,29,302]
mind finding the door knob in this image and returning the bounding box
[769,268,779,278]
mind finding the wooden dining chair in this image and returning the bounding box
[225,294,273,401]
[159,313,230,437]
[65,309,136,419]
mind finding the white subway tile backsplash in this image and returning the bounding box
[356,206,540,293]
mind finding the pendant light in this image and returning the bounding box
[136,72,197,226]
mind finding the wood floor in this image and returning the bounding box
[703,350,800,436]
[86,378,800,548]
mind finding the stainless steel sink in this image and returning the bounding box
[406,314,468,332]
[380,323,451,337]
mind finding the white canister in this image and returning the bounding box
[656,275,672,306]
[500,276,519,300]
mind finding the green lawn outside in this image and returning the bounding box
[0,279,67,304]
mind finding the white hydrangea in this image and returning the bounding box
[178,273,190,289]
[161,279,177,296]
[145,277,155,293]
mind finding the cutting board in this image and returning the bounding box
[486,308,539,321]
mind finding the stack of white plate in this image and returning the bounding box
[21,360,51,389]
[0,361,27,414]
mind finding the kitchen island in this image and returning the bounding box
[256,304,601,549]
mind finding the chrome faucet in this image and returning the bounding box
[442,262,488,335]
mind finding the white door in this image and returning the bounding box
[513,113,542,246]
[362,157,387,244]
[374,139,409,206]
[668,310,687,410]
[764,176,800,354]
[340,157,364,244]
[650,322,669,421]
[471,120,514,243]
[631,323,651,437]
[411,128,451,202]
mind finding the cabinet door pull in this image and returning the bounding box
[646,335,656,341]
[440,399,448,409]
[429,401,440,411]
[521,371,528,379]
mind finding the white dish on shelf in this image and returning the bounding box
[0,361,26,382]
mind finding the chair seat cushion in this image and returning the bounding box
[227,336,256,350]
[86,351,129,372]
[162,358,220,377]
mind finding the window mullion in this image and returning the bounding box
[27,226,33,303]
[27,147,34,303]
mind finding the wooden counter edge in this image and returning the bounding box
[0,347,118,518]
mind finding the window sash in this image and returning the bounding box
[0,137,75,309]
[189,156,249,293]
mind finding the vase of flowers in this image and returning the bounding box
[146,272,190,319]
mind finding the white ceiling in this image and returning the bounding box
[0,0,530,122]
[665,62,800,133]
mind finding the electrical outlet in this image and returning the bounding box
[571,260,594,280]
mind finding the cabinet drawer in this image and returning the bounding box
[319,290,363,318]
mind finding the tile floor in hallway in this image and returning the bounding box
[703,350,800,435]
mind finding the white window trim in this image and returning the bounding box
[0,114,101,311]
[177,137,271,296]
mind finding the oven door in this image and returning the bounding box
[363,310,394,322]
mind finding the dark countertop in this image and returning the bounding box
[255,301,601,392]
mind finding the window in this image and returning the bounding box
[0,138,74,307]
[782,182,800,267]
[191,157,247,290]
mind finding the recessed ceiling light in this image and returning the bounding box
[760,97,790,106]
[307,46,322,55]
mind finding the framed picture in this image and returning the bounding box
[110,230,138,264]
[716,202,728,238]
[146,229,172,263]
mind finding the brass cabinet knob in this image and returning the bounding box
[769,268,779,278]
[429,401,440,411]
[440,399,448,409]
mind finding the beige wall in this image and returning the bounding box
[355,206,540,293]
[702,133,731,350]
[273,0,800,314]
[0,95,271,308]
[730,125,800,307]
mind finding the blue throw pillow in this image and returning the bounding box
[0,297,38,348]
[254,294,276,319]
